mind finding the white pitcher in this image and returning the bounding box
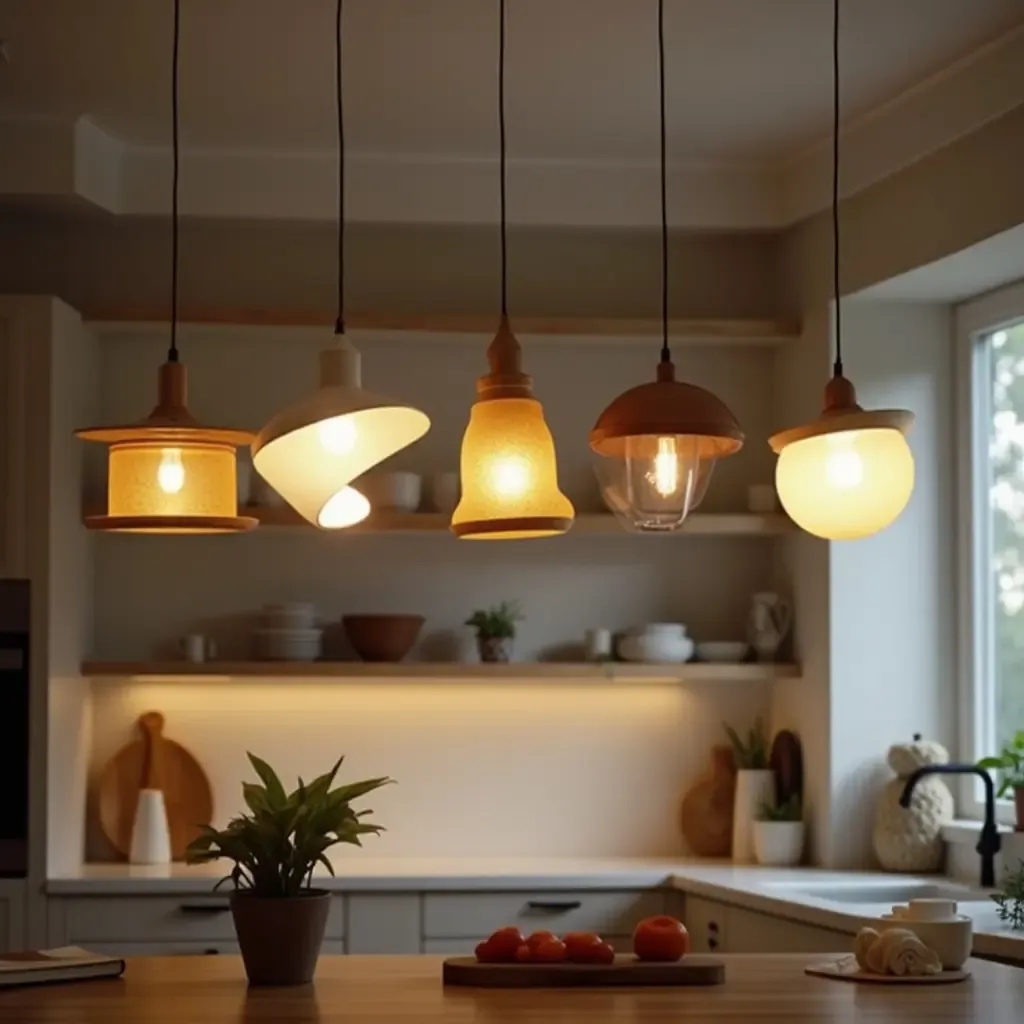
[748,592,792,663]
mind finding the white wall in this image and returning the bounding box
[81,324,788,860]
[827,300,956,869]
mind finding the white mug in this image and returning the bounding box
[180,634,215,663]
[584,628,612,662]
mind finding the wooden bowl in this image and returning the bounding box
[342,614,425,662]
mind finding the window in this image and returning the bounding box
[959,281,1024,824]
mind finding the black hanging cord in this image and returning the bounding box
[168,0,180,362]
[335,0,346,336]
[832,0,843,377]
[658,0,669,364]
[498,0,508,318]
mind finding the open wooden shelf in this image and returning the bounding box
[80,661,799,682]
[85,309,800,345]
[145,508,792,536]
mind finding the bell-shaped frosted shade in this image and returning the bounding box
[593,434,710,532]
[452,397,574,539]
[253,396,429,529]
[775,427,914,540]
[105,443,240,533]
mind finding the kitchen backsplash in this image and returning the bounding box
[86,679,771,860]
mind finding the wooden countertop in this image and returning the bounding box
[2,954,1022,1023]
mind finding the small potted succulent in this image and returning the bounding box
[186,753,392,986]
[978,731,1024,831]
[466,601,523,663]
[753,795,805,867]
[724,718,773,864]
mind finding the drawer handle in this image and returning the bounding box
[178,902,231,915]
[525,900,583,913]
[708,920,719,933]
[708,937,720,951]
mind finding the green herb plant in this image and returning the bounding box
[723,717,770,770]
[992,860,1024,932]
[465,600,523,640]
[186,753,392,897]
[978,730,1024,797]
[757,794,802,823]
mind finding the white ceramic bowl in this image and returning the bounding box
[617,633,694,664]
[624,622,688,637]
[696,641,750,663]
[358,472,422,512]
[262,602,316,630]
[253,628,323,662]
[877,915,973,970]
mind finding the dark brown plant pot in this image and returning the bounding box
[1015,786,1024,833]
[230,889,330,986]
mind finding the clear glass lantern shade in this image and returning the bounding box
[775,426,914,540]
[593,434,708,532]
[452,397,574,539]
[105,442,240,532]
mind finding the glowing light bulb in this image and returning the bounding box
[318,416,357,455]
[650,436,680,497]
[318,486,370,529]
[489,455,531,498]
[157,448,185,494]
[824,434,864,489]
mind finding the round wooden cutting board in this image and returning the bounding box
[98,711,213,861]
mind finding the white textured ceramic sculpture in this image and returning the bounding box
[872,736,954,872]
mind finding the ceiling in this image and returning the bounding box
[1,0,1022,164]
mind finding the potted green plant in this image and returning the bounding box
[992,860,1024,931]
[978,730,1024,831]
[186,753,392,985]
[753,795,804,866]
[466,601,523,663]
[724,718,773,864]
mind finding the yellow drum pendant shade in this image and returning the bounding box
[77,361,257,533]
[769,375,914,541]
[452,318,573,539]
[252,339,429,529]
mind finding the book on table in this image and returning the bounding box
[0,947,125,988]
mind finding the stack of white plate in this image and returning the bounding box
[253,603,322,661]
[617,623,694,664]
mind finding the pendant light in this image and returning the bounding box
[251,0,429,530]
[76,0,256,534]
[768,0,914,541]
[589,0,743,533]
[450,0,574,540]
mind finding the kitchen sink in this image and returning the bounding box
[765,881,992,904]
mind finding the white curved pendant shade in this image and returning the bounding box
[252,340,430,529]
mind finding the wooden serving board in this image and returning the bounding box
[806,957,969,985]
[442,955,725,988]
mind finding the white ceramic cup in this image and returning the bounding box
[747,484,779,513]
[584,628,612,662]
[180,634,214,663]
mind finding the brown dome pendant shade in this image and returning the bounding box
[589,0,742,532]
[450,0,573,540]
[76,0,255,534]
[767,0,914,541]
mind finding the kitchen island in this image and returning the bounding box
[2,955,1022,1023]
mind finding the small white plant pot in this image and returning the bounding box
[753,820,805,867]
[732,769,775,863]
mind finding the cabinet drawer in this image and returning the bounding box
[423,891,664,939]
[82,939,346,957]
[64,896,345,943]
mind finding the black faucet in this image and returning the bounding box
[899,764,1001,888]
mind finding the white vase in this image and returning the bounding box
[129,789,172,865]
[753,821,805,866]
[732,770,775,863]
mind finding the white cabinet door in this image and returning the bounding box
[726,906,854,954]
[346,894,420,954]
[680,895,726,954]
[80,939,346,958]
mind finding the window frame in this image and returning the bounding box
[956,279,1024,825]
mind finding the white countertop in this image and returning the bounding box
[47,857,1024,962]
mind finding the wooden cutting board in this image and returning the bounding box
[98,711,213,861]
[442,956,725,988]
[770,729,804,805]
[680,745,736,857]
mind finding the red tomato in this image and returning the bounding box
[530,937,568,963]
[525,930,558,952]
[632,916,690,962]
[515,943,533,962]
[591,941,616,965]
[483,926,526,962]
[563,932,605,963]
